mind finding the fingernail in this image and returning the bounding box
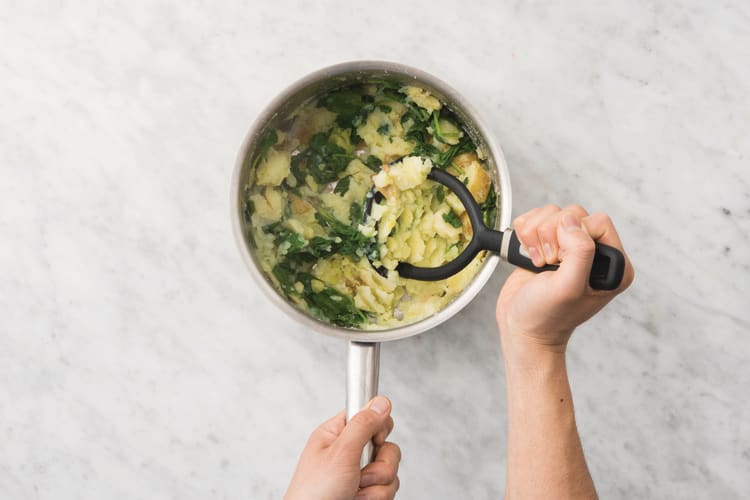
[543,242,553,260]
[527,246,541,266]
[369,396,389,415]
[562,213,582,232]
[360,473,376,488]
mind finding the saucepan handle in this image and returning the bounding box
[346,341,381,468]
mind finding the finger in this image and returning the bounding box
[581,212,623,248]
[582,212,635,290]
[360,442,401,487]
[553,211,596,300]
[307,410,346,448]
[511,205,545,230]
[373,416,394,446]
[513,204,561,266]
[355,477,400,500]
[334,396,392,457]
[535,205,589,265]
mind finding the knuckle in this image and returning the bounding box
[390,442,402,462]
[565,204,588,216]
[537,223,557,241]
[512,214,526,231]
[576,237,596,255]
[544,203,561,212]
[351,410,379,429]
[517,226,538,245]
[381,465,397,483]
[307,425,328,443]
[591,211,612,226]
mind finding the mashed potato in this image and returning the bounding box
[243,82,497,329]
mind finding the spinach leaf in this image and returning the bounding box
[412,142,442,165]
[307,287,368,327]
[350,201,364,224]
[271,263,367,327]
[432,112,460,144]
[290,153,308,184]
[433,135,476,169]
[315,210,380,261]
[281,208,380,265]
[334,176,351,196]
[272,263,299,295]
[264,222,306,254]
[363,155,382,172]
[442,211,462,228]
[293,132,354,185]
[377,123,390,135]
[350,128,364,146]
[244,196,255,220]
[480,185,497,227]
[352,104,374,128]
[401,104,431,144]
[435,185,445,203]
[321,89,364,128]
[252,129,278,168]
[382,88,406,103]
[449,160,465,176]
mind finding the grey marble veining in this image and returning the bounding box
[1,1,748,498]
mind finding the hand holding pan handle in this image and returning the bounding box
[346,341,380,467]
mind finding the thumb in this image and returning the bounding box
[334,396,391,457]
[554,212,595,297]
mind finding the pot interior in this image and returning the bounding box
[232,61,511,342]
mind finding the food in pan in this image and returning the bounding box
[243,82,497,328]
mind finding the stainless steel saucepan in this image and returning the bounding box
[230,61,512,467]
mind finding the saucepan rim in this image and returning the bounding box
[230,60,512,342]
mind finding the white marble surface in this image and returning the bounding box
[1,1,749,498]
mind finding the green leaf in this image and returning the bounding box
[363,156,381,172]
[252,129,278,168]
[307,287,367,327]
[271,264,368,327]
[290,153,308,184]
[381,88,406,103]
[377,123,390,135]
[434,135,476,169]
[350,128,364,145]
[315,210,379,260]
[442,211,462,228]
[321,89,364,128]
[334,176,351,195]
[272,263,299,295]
[294,132,354,185]
[350,201,363,224]
[264,222,306,255]
[401,104,431,145]
[435,185,445,203]
[480,185,497,227]
[449,161,465,176]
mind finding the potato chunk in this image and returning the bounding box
[401,85,442,113]
[255,149,291,186]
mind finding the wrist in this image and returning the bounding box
[498,323,570,372]
[500,333,570,398]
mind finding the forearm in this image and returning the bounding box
[502,339,597,500]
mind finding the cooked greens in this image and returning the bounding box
[244,82,498,329]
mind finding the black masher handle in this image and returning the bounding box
[501,229,625,291]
